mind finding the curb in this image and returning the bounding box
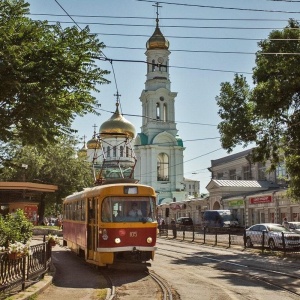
[9,263,55,300]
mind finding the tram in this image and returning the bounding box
[62,179,157,267]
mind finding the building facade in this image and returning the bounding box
[158,148,298,227]
[134,14,186,203]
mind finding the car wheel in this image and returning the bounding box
[269,239,276,250]
[246,237,253,248]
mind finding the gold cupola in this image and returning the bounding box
[146,16,169,50]
[100,102,136,139]
[78,136,88,157]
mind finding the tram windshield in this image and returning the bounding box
[102,196,156,223]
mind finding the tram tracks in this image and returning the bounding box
[100,264,176,300]
[156,240,300,298]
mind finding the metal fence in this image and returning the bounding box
[158,225,300,254]
[0,240,52,296]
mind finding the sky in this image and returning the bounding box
[26,0,300,193]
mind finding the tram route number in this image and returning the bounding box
[130,231,138,238]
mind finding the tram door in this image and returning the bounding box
[87,197,98,259]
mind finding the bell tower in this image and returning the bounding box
[134,5,186,203]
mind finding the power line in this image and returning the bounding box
[91,32,300,42]
[97,107,218,126]
[136,0,300,14]
[44,20,300,30]
[29,13,298,22]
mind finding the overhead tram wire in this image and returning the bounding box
[136,0,300,14]
[44,20,300,30]
[29,14,299,22]
[139,147,224,180]
[92,55,252,75]
[96,107,218,127]
[54,0,123,115]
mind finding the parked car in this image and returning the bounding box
[203,210,239,228]
[245,223,300,250]
[288,222,300,233]
[176,217,193,229]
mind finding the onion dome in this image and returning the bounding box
[146,18,169,50]
[78,139,88,157]
[87,137,101,149]
[78,147,87,158]
[100,103,136,139]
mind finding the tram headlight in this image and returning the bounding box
[115,238,121,244]
[147,237,152,244]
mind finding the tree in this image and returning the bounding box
[216,19,300,199]
[0,0,109,147]
[0,136,94,221]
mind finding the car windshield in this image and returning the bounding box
[219,211,234,222]
[102,196,156,223]
[267,224,290,232]
[291,223,300,229]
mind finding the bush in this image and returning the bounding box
[0,209,33,247]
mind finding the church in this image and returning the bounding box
[82,10,198,204]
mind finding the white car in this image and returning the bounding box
[245,223,300,250]
[288,222,300,233]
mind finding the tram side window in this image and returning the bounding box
[76,201,81,221]
[81,200,86,221]
[102,200,112,222]
[72,202,76,220]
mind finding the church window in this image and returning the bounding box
[152,59,155,71]
[126,146,129,157]
[157,153,169,181]
[163,103,167,121]
[107,146,111,157]
[120,146,124,157]
[113,146,117,157]
[156,103,160,120]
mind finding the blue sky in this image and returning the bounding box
[27,0,300,193]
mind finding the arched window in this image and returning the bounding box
[156,103,160,120]
[107,146,111,157]
[120,146,124,157]
[126,146,129,157]
[113,146,117,157]
[152,59,155,71]
[157,153,169,181]
[163,103,167,121]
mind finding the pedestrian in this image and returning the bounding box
[282,217,289,230]
[171,218,177,238]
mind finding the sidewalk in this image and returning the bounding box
[9,235,109,300]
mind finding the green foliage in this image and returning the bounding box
[0,136,94,218]
[216,19,300,199]
[0,209,33,247]
[0,0,110,147]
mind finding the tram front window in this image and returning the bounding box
[101,197,156,223]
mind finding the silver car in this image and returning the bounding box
[245,223,300,250]
[288,222,300,233]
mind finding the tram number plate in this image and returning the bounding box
[130,231,138,238]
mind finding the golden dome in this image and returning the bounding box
[100,103,136,139]
[146,20,169,50]
[78,147,87,158]
[87,138,101,149]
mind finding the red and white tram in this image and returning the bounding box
[62,180,157,266]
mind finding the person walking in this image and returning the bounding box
[171,218,177,238]
[282,217,289,230]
